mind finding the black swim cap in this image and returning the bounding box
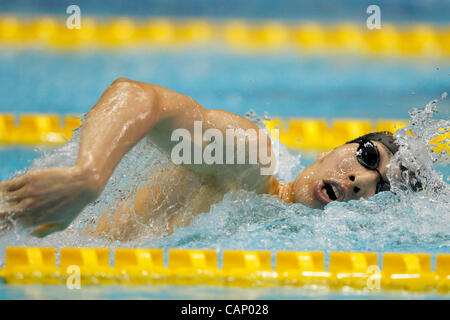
[345,131,399,155]
[345,131,423,192]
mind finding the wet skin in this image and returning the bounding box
[0,78,394,240]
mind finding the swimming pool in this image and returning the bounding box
[0,20,449,299]
[1,48,449,119]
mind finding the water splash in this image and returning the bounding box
[387,95,449,201]
[0,103,448,262]
[245,109,303,182]
[147,104,449,254]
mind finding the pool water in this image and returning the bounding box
[1,283,448,300]
[0,137,448,299]
[0,48,449,299]
[1,48,449,119]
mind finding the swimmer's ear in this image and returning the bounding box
[317,150,331,161]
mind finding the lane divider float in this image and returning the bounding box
[264,118,449,153]
[0,16,449,57]
[0,247,448,293]
[0,114,81,145]
[2,113,448,153]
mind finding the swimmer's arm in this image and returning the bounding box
[0,77,266,237]
[77,78,274,192]
[0,78,202,237]
[75,77,204,193]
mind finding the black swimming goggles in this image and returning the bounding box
[354,139,391,194]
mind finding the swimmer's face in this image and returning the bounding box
[292,141,394,209]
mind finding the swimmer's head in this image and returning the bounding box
[292,131,412,209]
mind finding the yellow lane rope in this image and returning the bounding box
[0,114,82,145]
[0,247,448,293]
[0,16,449,57]
[264,118,449,153]
[0,114,448,153]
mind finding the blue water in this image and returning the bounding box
[0,144,448,299]
[0,49,449,119]
[1,284,448,300]
[1,0,449,23]
[0,45,449,299]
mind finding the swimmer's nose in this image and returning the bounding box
[347,171,379,198]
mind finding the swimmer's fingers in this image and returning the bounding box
[0,167,72,194]
[0,199,32,236]
[14,196,78,234]
[1,171,79,214]
[0,175,29,193]
[0,222,9,233]
[0,198,35,220]
[0,174,35,207]
[0,167,99,237]
[0,214,14,234]
[0,196,61,231]
[1,186,31,204]
[4,185,59,207]
[10,196,63,226]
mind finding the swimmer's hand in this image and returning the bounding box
[0,166,101,237]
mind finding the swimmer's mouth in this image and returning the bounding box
[314,180,345,204]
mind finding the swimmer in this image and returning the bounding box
[0,78,407,240]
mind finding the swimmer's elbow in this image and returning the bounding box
[109,77,148,91]
[109,78,157,100]
[108,77,158,107]
[111,77,133,86]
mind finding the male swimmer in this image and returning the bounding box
[0,78,405,240]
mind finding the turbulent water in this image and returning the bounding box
[0,99,449,266]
